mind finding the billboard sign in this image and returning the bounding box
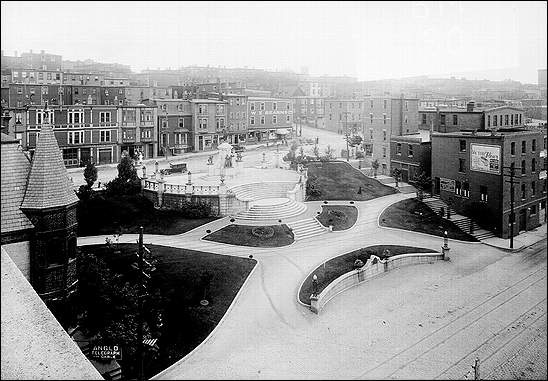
[470,144,501,174]
[90,344,122,360]
[440,178,455,192]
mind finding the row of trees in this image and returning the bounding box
[283,140,336,168]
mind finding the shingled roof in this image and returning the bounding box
[1,133,34,235]
[20,122,79,210]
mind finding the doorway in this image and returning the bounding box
[518,209,527,232]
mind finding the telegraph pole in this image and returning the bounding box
[503,165,520,249]
[137,226,145,381]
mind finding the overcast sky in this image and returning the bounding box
[1,1,546,83]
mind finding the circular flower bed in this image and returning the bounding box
[251,226,275,239]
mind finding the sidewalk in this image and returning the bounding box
[482,222,547,251]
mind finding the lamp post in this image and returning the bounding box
[442,230,450,260]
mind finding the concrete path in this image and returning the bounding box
[77,190,547,380]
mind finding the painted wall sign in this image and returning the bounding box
[470,143,501,174]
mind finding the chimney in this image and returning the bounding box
[466,101,475,112]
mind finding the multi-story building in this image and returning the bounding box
[20,50,62,71]
[170,84,198,100]
[101,86,126,106]
[431,129,546,238]
[419,98,467,109]
[247,97,293,144]
[61,72,104,86]
[123,86,172,105]
[8,83,72,107]
[104,77,130,87]
[538,68,547,100]
[190,99,227,151]
[155,99,192,155]
[117,105,158,159]
[8,68,63,85]
[324,99,364,135]
[70,85,102,105]
[224,93,248,144]
[292,96,325,129]
[24,105,120,166]
[390,130,432,182]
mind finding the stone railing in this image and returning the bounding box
[309,252,444,314]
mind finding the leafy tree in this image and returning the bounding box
[410,165,432,192]
[347,135,363,148]
[84,162,98,188]
[306,174,322,199]
[117,154,139,183]
[391,167,402,187]
[106,154,141,196]
[324,145,335,160]
[371,159,380,178]
[313,144,320,160]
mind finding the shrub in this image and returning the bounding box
[77,184,94,201]
[105,177,141,196]
[306,174,322,198]
[178,200,213,218]
[84,162,98,188]
[251,226,275,239]
[355,151,365,159]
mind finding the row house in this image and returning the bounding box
[62,72,105,86]
[224,94,248,144]
[8,69,63,85]
[20,50,62,71]
[117,105,158,159]
[24,105,120,166]
[170,85,199,100]
[190,99,227,151]
[8,84,72,107]
[247,97,293,143]
[70,85,102,105]
[155,99,192,155]
[123,86,172,105]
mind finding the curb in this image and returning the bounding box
[150,261,259,380]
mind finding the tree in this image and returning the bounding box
[323,145,335,160]
[313,144,320,160]
[117,155,139,183]
[410,165,432,193]
[371,159,380,178]
[106,154,141,196]
[391,167,402,187]
[83,162,98,188]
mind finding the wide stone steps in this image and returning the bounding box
[230,182,297,202]
[287,218,328,240]
[235,198,306,221]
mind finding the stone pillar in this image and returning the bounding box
[218,177,228,216]
[140,173,148,190]
[442,246,450,261]
[157,178,166,208]
[310,295,319,314]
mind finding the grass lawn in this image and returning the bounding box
[379,198,479,242]
[316,205,358,231]
[79,243,256,378]
[306,161,396,201]
[298,245,437,305]
[77,194,218,236]
[203,224,294,247]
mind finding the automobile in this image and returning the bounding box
[231,144,246,153]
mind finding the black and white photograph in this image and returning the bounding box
[1,1,546,380]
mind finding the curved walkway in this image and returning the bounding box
[77,192,546,380]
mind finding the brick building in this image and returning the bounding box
[101,86,126,105]
[8,68,63,85]
[431,129,546,238]
[70,85,101,105]
[190,99,227,151]
[117,105,158,159]
[293,96,325,130]
[8,83,72,107]
[224,93,248,144]
[61,72,104,86]
[155,99,192,155]
[20,50,62,71]
[247,97,293,144]
[390,130,432,182]
[324,99,365,135]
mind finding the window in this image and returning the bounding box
[404,115,408,124]
[273,102,277,110]
[521,184,526,199]
[178,118,184,128]
[370,100,374,108]
[452,114,458,125]
[396,143,402,155]
[408,145,414,157]
[99,112,111,123]
[521,160,526,175]
[455,181,461,195]
[383,114,386,124]
[532,139,536,152]
[250,102,255,111]
[422,113,427,124]
[260,116,265,125]
[38,72,43,80]
[531,204,537,215]
[459,158,465,172]
[216,104,225,115]
[462,182,470,197]
[383,130,387,141]
[250,116,255,125]
[260,102,265,111]
[480,185,488,202]
[487,115,491,127]
[286,115,290,122]
[100,130,111,142]
[369,129,373,140]
[459,140,466,152]
[532,158,536,172]
[68,110,84,124]
[382,147,386,158]
[36,109,54,124]
[68,131,84,144]
[405,101,408,111]
[494,115,497,126]
[511,142,516,155]
[519,114,522,124]
[175,133,185,145]
[505,114,509,125]
[216,118,225,129]
[199,104,208,115]
[521,140,526,154]
[515,114,519,125]
[17,86,22,94]
[199,118,207,129]
[161,119,167,128]
[383,99,387,109]
[286,103,289,110]
[141,130,151,139]
[531,181,536,196]
[440,114,446,125]
[272,115,277,124]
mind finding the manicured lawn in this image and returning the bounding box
[79,243,256,378]
[203,224,294,247]
[77,194,218,236]
[379,198,479,242]
[306,161,396,201]
[298,245,437,305]
[316,205,358,231]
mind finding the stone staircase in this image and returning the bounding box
[229,181,297,202]
[422,196,496,240]
[287,218,328,240]
[235,198,307,222]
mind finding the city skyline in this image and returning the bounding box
[1,1,546,83]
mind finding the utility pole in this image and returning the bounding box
[503,164,520,249]
[137,226,145,381]
[342,107,350,162]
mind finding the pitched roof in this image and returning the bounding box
[1,135,34,234]
[20,122,79,210]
